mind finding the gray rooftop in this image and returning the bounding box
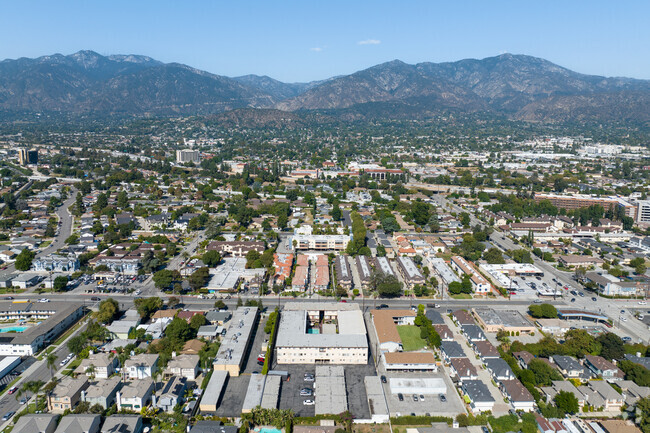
[462,380,495,403]
[213,307,258,369]
[440,341,465,358]
[275,310,367,349]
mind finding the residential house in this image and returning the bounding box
[462,324,486,342]
[500,379,535,412]
[450,358,479,382]
[583,355,624,382]
[165,354,200,380]
[100,415,143,433]
[551,355,592,380]
[440,341,465,362]
[433,324,454,341]
[181,339,205,355]
[125,354,159,379]
[452,310,475,326]
[54,414,101,433]
[81,377,122,409]
[580,380,625,411]
[472,340,500,360]
[116,379,154,412]
[47,377,89,413]
[540,381,586,408]
[205,310,232,325]
[190,421,239,433]
[154,376,187,413]
[484,358,516,381]
[461,380,495,413]
[75,352,119,379]
[12,414,59,433]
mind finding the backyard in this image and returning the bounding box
[396,325,426,351]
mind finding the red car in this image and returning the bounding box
[7,386,18,395]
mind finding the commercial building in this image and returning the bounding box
[176,149,200,163]
[388,377,446,395]
[18,148,38,165]
[275,303,367,364]
[478,263,543,288]
[637,200,650,226]
[534,194,636,220]
[0,301,84,356]
[450,256,491,294]
[213,307,258,376]
[315,366,348,415]
[292,234,351,251]
[396,256,425,288]
[206,258,265,293]
[472,308,536,334]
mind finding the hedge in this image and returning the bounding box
[262,310,280,375]
[390,416,453,425]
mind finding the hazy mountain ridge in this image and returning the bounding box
[0,51,648,123]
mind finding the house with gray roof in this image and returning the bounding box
[54,414,101,433]
[12,414,59,433]
[154,376,187,413]
[461,380,495,413]
[440,341,465,362]
[116,379,154,412]
[205,310,232,325]
[191,421,238,433]
[550,355,592,379]
[75,352,119,379]
[81,376,122,409]
[461,324,486,342]
[165,354,199,380]
[101,415,143,433]
[484,358,515,381]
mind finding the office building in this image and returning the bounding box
[176,149,200,163]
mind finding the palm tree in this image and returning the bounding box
[85,364,96,378]
[46,353,57,379]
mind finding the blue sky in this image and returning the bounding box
[1,1,648,82]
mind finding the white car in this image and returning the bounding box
[303,399,315,406]
[639,301,647,305]
[38,298,50,303]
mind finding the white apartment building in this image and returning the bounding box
[175,149,200,163]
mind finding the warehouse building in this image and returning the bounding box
[315,366,348,415]
[213,307,258,376]
[199,370,228,413]
[275,303,367,364]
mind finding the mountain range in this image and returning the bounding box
[0,50,649,123]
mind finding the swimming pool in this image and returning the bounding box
[0,326,27,333]
[307,328,320,334]
[256,429,281,433]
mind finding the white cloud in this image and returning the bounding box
[310,47,323,52]
[358,39,381,45]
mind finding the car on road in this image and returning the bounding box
[621,309,626,314]
[578,292,585,297]
[2,412,15,421]
[482,427,490,433]
[533,299,542,304]
[7,386,18,395]
[621,317,627,322]
[380,375,387,383]
[439,394,446,402]
[38,298,50,303]
[19,397,27,405]
[378,304,389,309]
[622,336,632,342]
[303,399,315,406]
[639,301,647,305]
[397,393,404,401]
[60,359,68,366]
[90,297,101,301]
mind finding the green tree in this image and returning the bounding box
[331,201,342,221]
[188,267,210,290]
[484,247,505,264]
[371,273,403,298]
[202,250,222,267]
[117,190,129,209]
[554,390,579,414]
[14,249,36,271]
[53,276,68,292]
[563,329,601,357]
[190,314,207,330]
[153,269,180,290]
[165,317,194,344]
[134,297,164,321]
[67,335,87,355]
[636,396,650,433]
[528,359,562,386]
[96,298,120,323]
[46,353,57,379]
[596,332,625,361]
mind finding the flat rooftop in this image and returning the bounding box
[213,307,258,368]
[473,308,533,328]
[276,309,367,349]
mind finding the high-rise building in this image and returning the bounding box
[18,149,38,165]
[637,200,650,226]
[175,149,200,163]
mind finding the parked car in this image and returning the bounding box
[398,393,404,401]
[412,394,418,401]
[439,394,446,402]
[419,394,425,401]
[304,373,315,382]
[592,297,597,301]
[2,412,15,421]
[38,298,50,303]
[303,399,315,406]
[380,375,387,384]
[300,388,312,396]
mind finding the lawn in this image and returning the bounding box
[449,293,473,299]
[396,325,426,351]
